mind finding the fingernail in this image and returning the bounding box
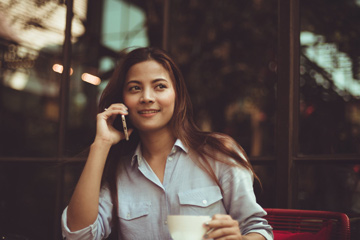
[204,221,209,226]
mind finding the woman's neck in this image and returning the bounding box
[139,128,176,163]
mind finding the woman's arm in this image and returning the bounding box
[67,141,112,231]
[207,157,273,240]
[66,104,129,231]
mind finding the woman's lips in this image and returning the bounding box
[138,110,160,114]
[138,109,160,116]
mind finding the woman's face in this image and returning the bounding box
[123,60,176,134]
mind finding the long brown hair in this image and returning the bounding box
[98,47,259,235]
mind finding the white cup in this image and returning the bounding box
[167,215,211,240]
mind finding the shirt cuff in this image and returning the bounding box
[61,206,98,240]
[247,229,274,240]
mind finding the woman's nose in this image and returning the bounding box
[140,89,155,103]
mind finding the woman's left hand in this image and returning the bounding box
[203,214,242,240]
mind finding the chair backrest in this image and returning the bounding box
[264,208,350,240]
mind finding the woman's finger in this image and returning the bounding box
[102,108,128,125]
[203,215,241,240]
[105,103,128,112]
[204,226,240,239]
[212,214,232,220]
[205,215,236,228]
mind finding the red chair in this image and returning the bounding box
[264,208,351,240]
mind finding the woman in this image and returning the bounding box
[61,47,273,240]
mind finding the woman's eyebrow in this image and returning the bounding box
[125,80,141,85]
[125,78,169,86]
[152,78,168,83]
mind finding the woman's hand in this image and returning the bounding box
[203,214,242,240]
[203,214,266,240]
[94,103,133,145]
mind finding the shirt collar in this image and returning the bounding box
[130,139,188,166]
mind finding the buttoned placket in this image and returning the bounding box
[162,147,178,188]
[136,146,180,239]
[162,146,179,238]
[135,155,169,239]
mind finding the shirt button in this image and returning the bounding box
[171,148,176,154]
[164,220,168,225]
[203,199,208,205]
[168,157,173,161]
[127,213,131,218]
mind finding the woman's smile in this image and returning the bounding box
[137,109,161,117]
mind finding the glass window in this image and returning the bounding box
[102,0,149,51]
[0,162,58,239]
[0,1,87,157]
[253,164,276,207]
[168,0,277,157]
[295,163,360,213]
[62,161,85,206]
[299,0,360,155]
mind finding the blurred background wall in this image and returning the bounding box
[0,0,360,239]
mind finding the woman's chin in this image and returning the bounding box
[136,125,172,135]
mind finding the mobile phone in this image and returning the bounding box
[121,115,129,141]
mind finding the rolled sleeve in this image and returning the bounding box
[241,211,274,240]
[220,165,273,240]
[61,187,114,240]
[61,207,100,240]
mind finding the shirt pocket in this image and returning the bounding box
[178,186,223,215]
[117,201,153,239]
[118,201,151,220]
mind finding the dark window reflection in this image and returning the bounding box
[62,161,85,207]
[165,0,278,157]
[296,163,360,213]
[295,163,360,238]
[299,0,360,154]
[0,1,87,157]
[253,164,276,208]
[0,42,60,157]
[0,162,58,239]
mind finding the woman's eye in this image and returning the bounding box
[156,84,167,89]
[129,86,140,91]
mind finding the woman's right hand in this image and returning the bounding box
[94,103,133,145]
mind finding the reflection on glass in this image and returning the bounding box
[253,165,276,208]
[295,163,360,239]
[296,164,360,213]
[0,43,61,157]
[102,0,149,51]
[52,64,74,75]
[63,161,86,207]
[299,0,360,154]
[0,1,88,157]
[168,0,277,157]
[0,162,57,239]
[0,1,85,51]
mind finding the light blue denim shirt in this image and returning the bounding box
[61,139,273,240]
